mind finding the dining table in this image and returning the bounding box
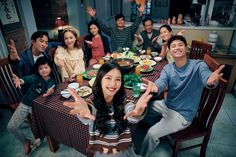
[31,57,168,157]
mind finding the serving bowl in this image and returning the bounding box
[113,58,135,73]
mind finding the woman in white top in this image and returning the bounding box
[54,26,86,82]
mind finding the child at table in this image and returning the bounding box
[64,62,153,157]
[7,56,56,155]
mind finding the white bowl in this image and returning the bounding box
[61,93,71,99]
[93,64,101,69]
[139,50,146,54]
[68,82,79,89]
[154,56,162,62]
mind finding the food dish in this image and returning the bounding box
[138,65,153,73]
[140,60,156,66]
[124,74,142,88]
[103,55,110,61]
[77,86,92,97]
[140,55,151,60]
[131,56,141,63]
[139,50,146,54]
[88,77,96,87]
[68,82,79,89]
[151,52,158,57]
[82,69,98,79]
[93,64,101,69]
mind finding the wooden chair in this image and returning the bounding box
[0,57,22,112]
[167,54,228,157]
[189,40,212,60]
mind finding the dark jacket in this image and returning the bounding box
[140,29,161,52]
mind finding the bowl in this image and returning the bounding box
[113,58,135,73]
[139,50,146,54]
[151,52,158,57]
[154,56,162,62]
[68,82,79,89]
[61,93,71,99]
[93,64,101,69]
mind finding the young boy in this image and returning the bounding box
[7,56,56,155]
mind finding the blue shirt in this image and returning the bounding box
[155,59,212,122]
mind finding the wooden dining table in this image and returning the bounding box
[31,58,168,156]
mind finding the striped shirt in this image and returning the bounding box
[93,16,142,52]
[77,101,143,154]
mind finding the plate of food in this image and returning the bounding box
[138,65,153,73]
[124,74,142,89]
[88,77,96,87]
[131,56,141,63]
[82,69,98,80]
[140,55,151,60]
[77,86,92,97]
[93,64,101,69]
[140,59,156,66]
[111,53,122,59]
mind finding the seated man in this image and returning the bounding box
[134,17,161,52]
[8,31,61,90]
[138,35,225,157]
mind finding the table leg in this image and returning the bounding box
[46,136,59,152]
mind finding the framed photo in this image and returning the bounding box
[155,0,168,7]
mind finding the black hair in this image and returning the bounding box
[167,35,187,49]
[159,24,172,32]
[92,62,128,135]
[87,20,102,37]
[35,56,53,77]
[143,17,153,26]
[31,31,49,41]
[115,14,125,21]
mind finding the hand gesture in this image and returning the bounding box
[151,36,159,44]
[177,30,185,36]
[207,65,225,86]
[138,3,145,15]
[8,39,20,60]
[87,6,96,17]
[12,74,21,89]
[43,85,55,97]
[63,88,95,121]
[134,34,142,42]
[85,40,93,47]
[124,81,153,119]
[142,78,158,93]
[68,73,76,82]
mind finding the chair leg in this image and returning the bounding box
[200,135,210,157]
[172,141,180,157]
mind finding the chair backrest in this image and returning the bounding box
[189,40,212,60]
[0,57,22,105]
[195,54,227,130]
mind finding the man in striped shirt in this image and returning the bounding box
[87,4,145,52]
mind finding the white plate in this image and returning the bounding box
[154,56,162,62]
[93,64,101,69]
[140,60,156,66]
[131,56,141,63]
[68,82,79,89]
[78,86,92,97]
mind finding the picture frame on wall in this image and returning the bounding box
[155,0,168,7]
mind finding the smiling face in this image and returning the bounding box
[38,63,52,80]
[32,35,48,54]
[101,68,122,103]
[169,39,187,60]
[160,27,172,42]
[144,20,153,34]
[116,18,125,29]
[63,31,77,49]
[89,24,99,36]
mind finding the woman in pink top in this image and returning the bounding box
[84,20,111,66]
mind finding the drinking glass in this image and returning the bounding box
[135,66,141,75]
[146,47,151,55]
[76,73,84,84]
[99,58,104,65]
[132,84,140,98]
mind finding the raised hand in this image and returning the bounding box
[63,88,95,121]
[87,6,96,17]
[85,40,93,47]
[12,74,21,89]
[207,64,225,86]
[43,85,55,97]
[8,39,20,60]
[177,30,185,36]
[138,3,145,15]
[142,78,158,93]
[134,34,143,42]
[151,36,159,44]
[124,81,153,119]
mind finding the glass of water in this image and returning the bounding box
[132,84,140,98]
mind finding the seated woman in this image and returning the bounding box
[54,26,86,82]
[84,20,110,66]
[158,24,185,63]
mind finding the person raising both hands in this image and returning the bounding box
[64,62,153,157]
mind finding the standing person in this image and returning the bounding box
[137,35,225,157]
[54,26,86,82]
[7,56,56,155]
[134,17,161,52]
[64,62,153,157]
[87,4,145,52]
[7,31,61,88]
[84,20,111,66]
[158,24,185,63]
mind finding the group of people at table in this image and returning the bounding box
[6,4,225,157]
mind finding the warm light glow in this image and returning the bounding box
[54,17,65,28]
